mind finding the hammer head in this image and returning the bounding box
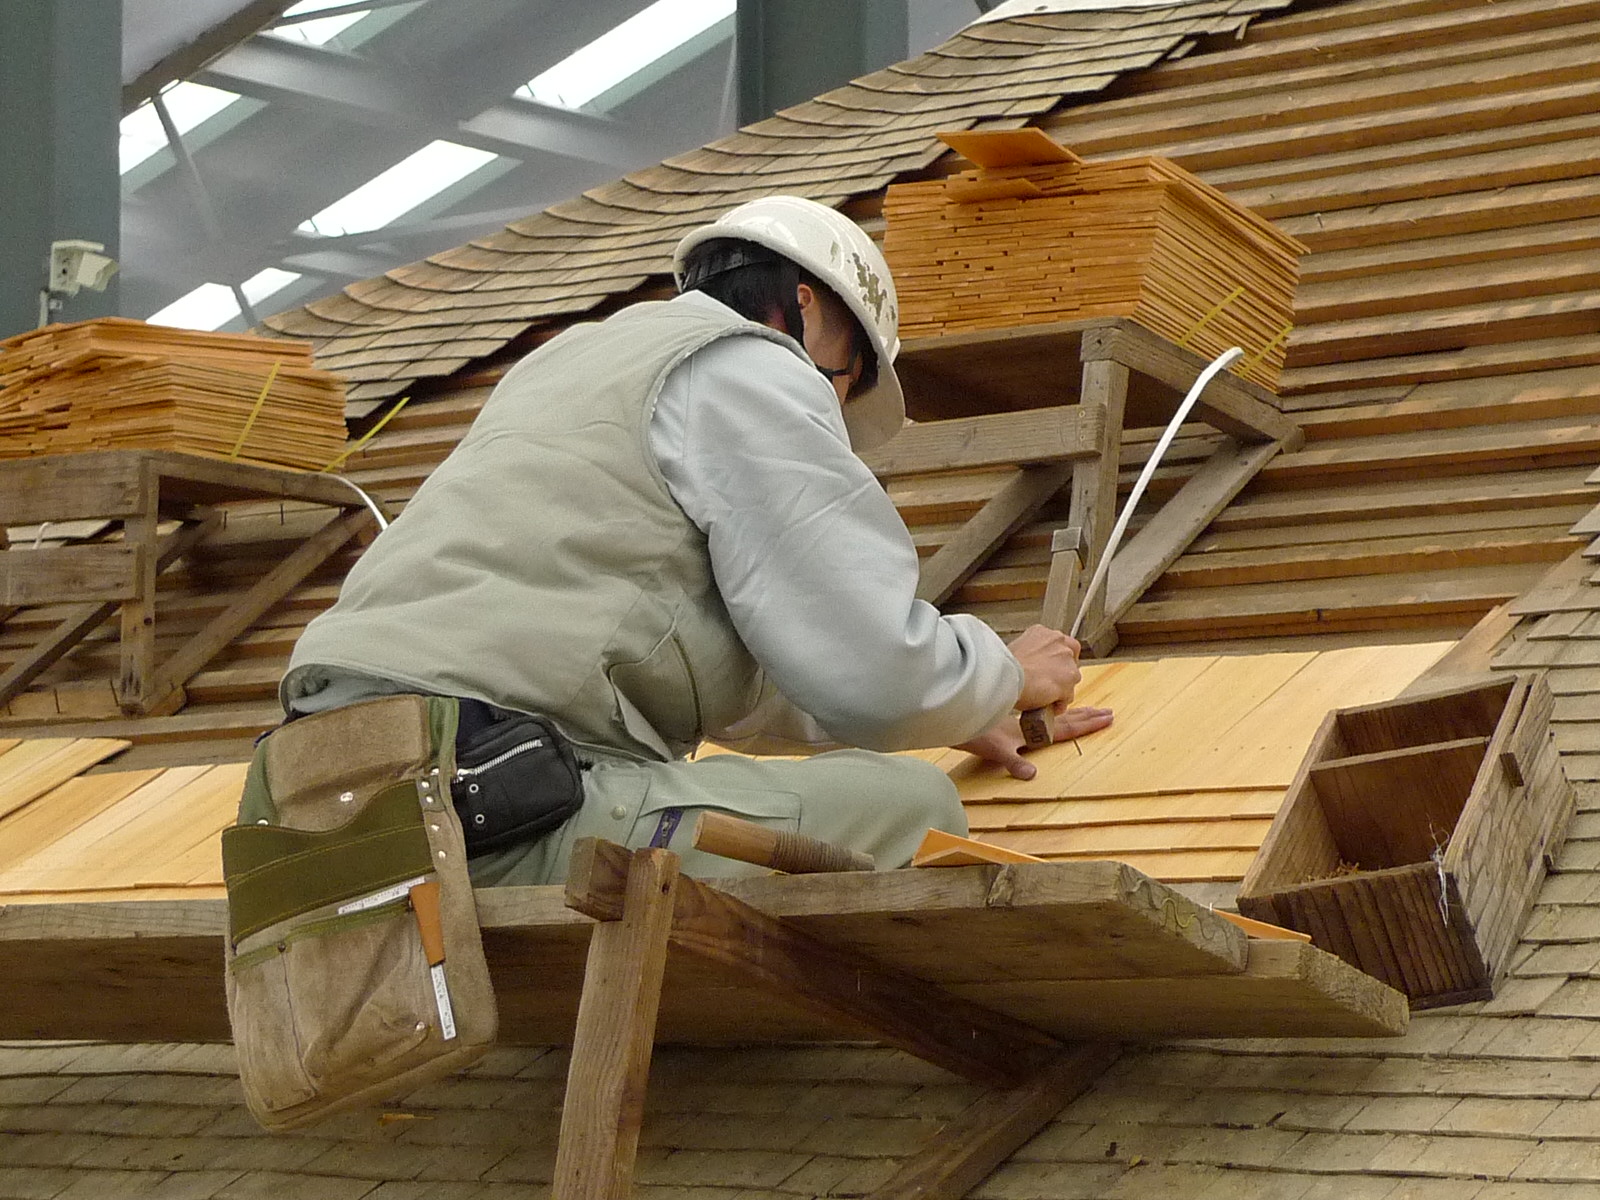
[1018,707,1053,750]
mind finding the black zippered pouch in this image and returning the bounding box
[451,701,584,855]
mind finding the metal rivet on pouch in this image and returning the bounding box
[339,791,354,804]
[415,1021,427,1033]
[437,849,447,859]
[468,783,479,794]
[610,805,628,820]
[431,823,442,832]
[473,814,485,826]
[256,819,269,825]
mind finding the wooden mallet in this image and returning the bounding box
[692,810,874,874]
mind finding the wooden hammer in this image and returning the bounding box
[1018,706,1055,750]
[692,811,875,873]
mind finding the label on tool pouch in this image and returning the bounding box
[431,963,457,1041]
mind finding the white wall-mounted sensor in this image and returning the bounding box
[48,240,119,297]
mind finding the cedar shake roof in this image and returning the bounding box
[259,0,1293,405]
[11,0,1600,1194]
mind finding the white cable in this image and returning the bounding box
[322,473,391,531]
[1070,345,1245,638]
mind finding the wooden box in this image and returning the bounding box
[881,130,1306,391]
[1237,675,1574,1008]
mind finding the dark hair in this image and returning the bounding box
[680,237,878,396]
[680,238,804,341]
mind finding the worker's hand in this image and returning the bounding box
[1008,624,1085,712]
[956,706,1114,781]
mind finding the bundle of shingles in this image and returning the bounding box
[882,129,1306,391]
[0,318,348,470]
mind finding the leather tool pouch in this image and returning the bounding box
[451,699,584,855]
[222,695,497,1132]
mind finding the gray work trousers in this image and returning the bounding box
[466,748,967,886]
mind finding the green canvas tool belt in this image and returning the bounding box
[222,694,497,1132]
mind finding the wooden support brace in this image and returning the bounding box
[1064,358,1128,644]
[865,1043,1120,1200]
[1040,525,1087,634]
[139,506,373,714]
[1081,322,1302,448]
[1080,438,1285,655]
[917,463,1073,606]
[115,466,161,715]
[566,839,1062,1090]
[553,847,680,1200]
[863,404,1105,479]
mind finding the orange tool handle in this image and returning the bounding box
[410,880,446,966]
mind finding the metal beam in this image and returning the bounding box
[270,0,422,25]
[198,37,649,168]
[279,247,406,282]
[279,204,553,251]
[0,0,122,338]
[122,0,296,114]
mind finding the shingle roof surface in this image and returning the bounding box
[260,0,1291,403]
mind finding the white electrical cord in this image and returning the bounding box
[1069,345,1245,638]
[322,473,391,531]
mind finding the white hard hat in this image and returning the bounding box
[673,195,905,452]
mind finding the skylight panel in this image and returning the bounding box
[517,0,735,111]
[147,269,304,331]
[296,141,499,237]
[265,0,371,46]
[119,82,241,174]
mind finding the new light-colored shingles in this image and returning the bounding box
[935,643,1449,880]
[0,761,245,900]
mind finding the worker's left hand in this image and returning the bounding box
[956,705,1114,781]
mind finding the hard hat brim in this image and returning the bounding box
[841,365,905,453]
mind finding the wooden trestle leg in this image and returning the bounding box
[553,847,681,1200]
[556,840,1119,1200]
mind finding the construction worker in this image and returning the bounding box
[279,194,1112,881]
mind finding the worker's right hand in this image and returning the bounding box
[1008,624,1084,712]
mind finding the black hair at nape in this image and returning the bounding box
[680,238,805,342]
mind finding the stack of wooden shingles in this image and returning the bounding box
[882,129,1306,391]
[0,318,348,470]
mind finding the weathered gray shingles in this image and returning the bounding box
[1031,781,1600,1194]
[261,0,1284,392]
[1022,507,1600,1191]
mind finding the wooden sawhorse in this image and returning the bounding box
[0,450,377,717]
[887,317,1305,655]
[553,838,1117,1200]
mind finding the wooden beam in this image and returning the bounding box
[1083,438,1284,653]
[122,1,298,113]
[917,464,1073,606]
[1081,322,1303,447]
[115,467,161,715]
[0,546,140,607]
[141,507,373,713]
[1065,359,1129,644]
[566,840,1062,1089]
[148,452,375,511]
[553,848,679,1200]
[1039,526,1086,633]
[0,454,147,526]
[862,405,1105,479]
[865,1043,1120,1200]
